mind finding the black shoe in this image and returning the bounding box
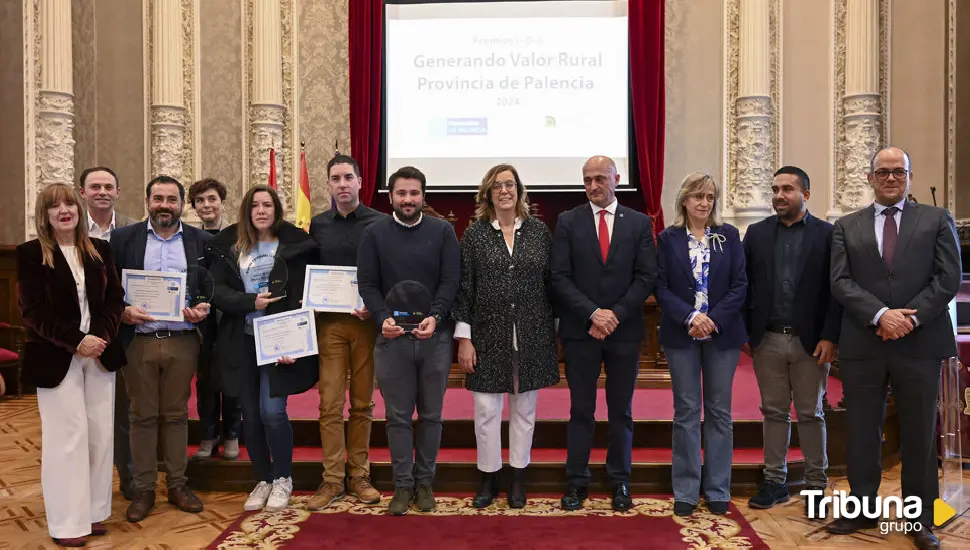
[802,485,827,520]
[707,500,729,515]
[508,467,527,509]
[560,485,588,511]
[611,482,632,511]
[673,501,696,516]
[824,517,879,535]
[748,481,790,509]
[911,527,940,550]
[472,470,500,509]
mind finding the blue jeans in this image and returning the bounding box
[239,364,292,482]
[665,343,740,505]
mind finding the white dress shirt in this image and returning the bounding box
[87,210,117,241]
[59,245,90,333]
[590,199,617,240]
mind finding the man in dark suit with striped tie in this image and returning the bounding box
[827,147,960,550]
[551,155,657,512]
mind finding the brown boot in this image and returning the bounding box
[126,491,156,523]
[348,476,381,504]
[307,482,345,511]
[168,485,204,513]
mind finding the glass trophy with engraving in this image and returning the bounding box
[938,356,967,521]
[384,280,434,333]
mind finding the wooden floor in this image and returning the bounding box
[1,396,969,549]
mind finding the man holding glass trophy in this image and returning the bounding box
[356,166,461,516]
[109,176,212,523]
[304,154,387,510]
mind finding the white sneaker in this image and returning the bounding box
[264,477,293,513]
[244,481,273,511]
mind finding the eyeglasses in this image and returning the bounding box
[491,180,516,191]
[873,168,909,180]
[688,193,716,203]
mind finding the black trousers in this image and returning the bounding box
[564,338,640,486]
[113,368,132,487]
[196,349,242,441]
[840,356,941,527]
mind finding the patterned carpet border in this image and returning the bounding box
[209,494,770,549]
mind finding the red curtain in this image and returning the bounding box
[349,0,383,206]
[629,0,666,233]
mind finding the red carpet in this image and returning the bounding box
[189,356,844,422]
[207,495,770,550]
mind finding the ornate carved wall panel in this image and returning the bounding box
[298,0,349,215]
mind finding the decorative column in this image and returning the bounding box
[250,0,285,201]
[150,0,186,180]
[31,0,76,237]
[724,0,778,231]
[831,0,886,219]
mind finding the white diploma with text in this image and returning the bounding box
[302,265,365,313]
[121,269,186,322]
[252,308,319,366]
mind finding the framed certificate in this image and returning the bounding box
[253,308,319,366]
[121,269,186,322]
[302,265,365,313]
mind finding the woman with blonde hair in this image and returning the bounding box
[17,183,127,546]
[453,164,559,509]
[654,172,747,517]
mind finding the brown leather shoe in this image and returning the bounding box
[52,536,87,547]
[348,476,381,504]
[126,491,156,523]
[90,522,107,536]
[168,485,203,513]
[307,482,345,511]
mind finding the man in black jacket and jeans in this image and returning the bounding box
[742,166,841,514]
[356,166,460,516]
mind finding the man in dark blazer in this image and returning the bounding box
[78,165,138,500]
[110,176,212,523]
[742,166,841,513]
[827,147,960,550]
[551,155,657,512]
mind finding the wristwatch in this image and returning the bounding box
[432,312,443,324]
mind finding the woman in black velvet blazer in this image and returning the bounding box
[16,183,126,547]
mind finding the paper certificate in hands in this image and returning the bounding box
[302,265,365,313]
[121,269,186,322]
[253,308,319,366]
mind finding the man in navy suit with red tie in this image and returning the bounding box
[551,155,657,511]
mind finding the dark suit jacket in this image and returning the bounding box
[551,203,657,341]
[16,238,127,388]
[831,202,961,360]
[654,224,748,350]
[743,213,842,354]
[109,220,213,348]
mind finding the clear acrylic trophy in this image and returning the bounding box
[938,356,967,518]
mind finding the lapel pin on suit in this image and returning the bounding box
[710,232,727,253]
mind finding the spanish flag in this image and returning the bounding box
[295,148,312,232]
[267,148,278,190]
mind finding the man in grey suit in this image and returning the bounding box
[79,166,137,500]
[827,147,960,550]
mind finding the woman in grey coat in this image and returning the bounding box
[453,164,559,509]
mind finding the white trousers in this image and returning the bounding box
[474,390,539,472]
[36,355,115,539]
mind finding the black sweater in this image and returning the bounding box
[357,215,461,326]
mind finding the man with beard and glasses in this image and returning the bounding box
[78,166,137,501]
[356,166,460,515]
[109,176,212,523]
[741,166,841,516]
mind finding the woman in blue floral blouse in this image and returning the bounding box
[654,172,747,517]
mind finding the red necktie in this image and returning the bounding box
[598,209,610,262]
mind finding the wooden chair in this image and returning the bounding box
[0,322,25,398]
